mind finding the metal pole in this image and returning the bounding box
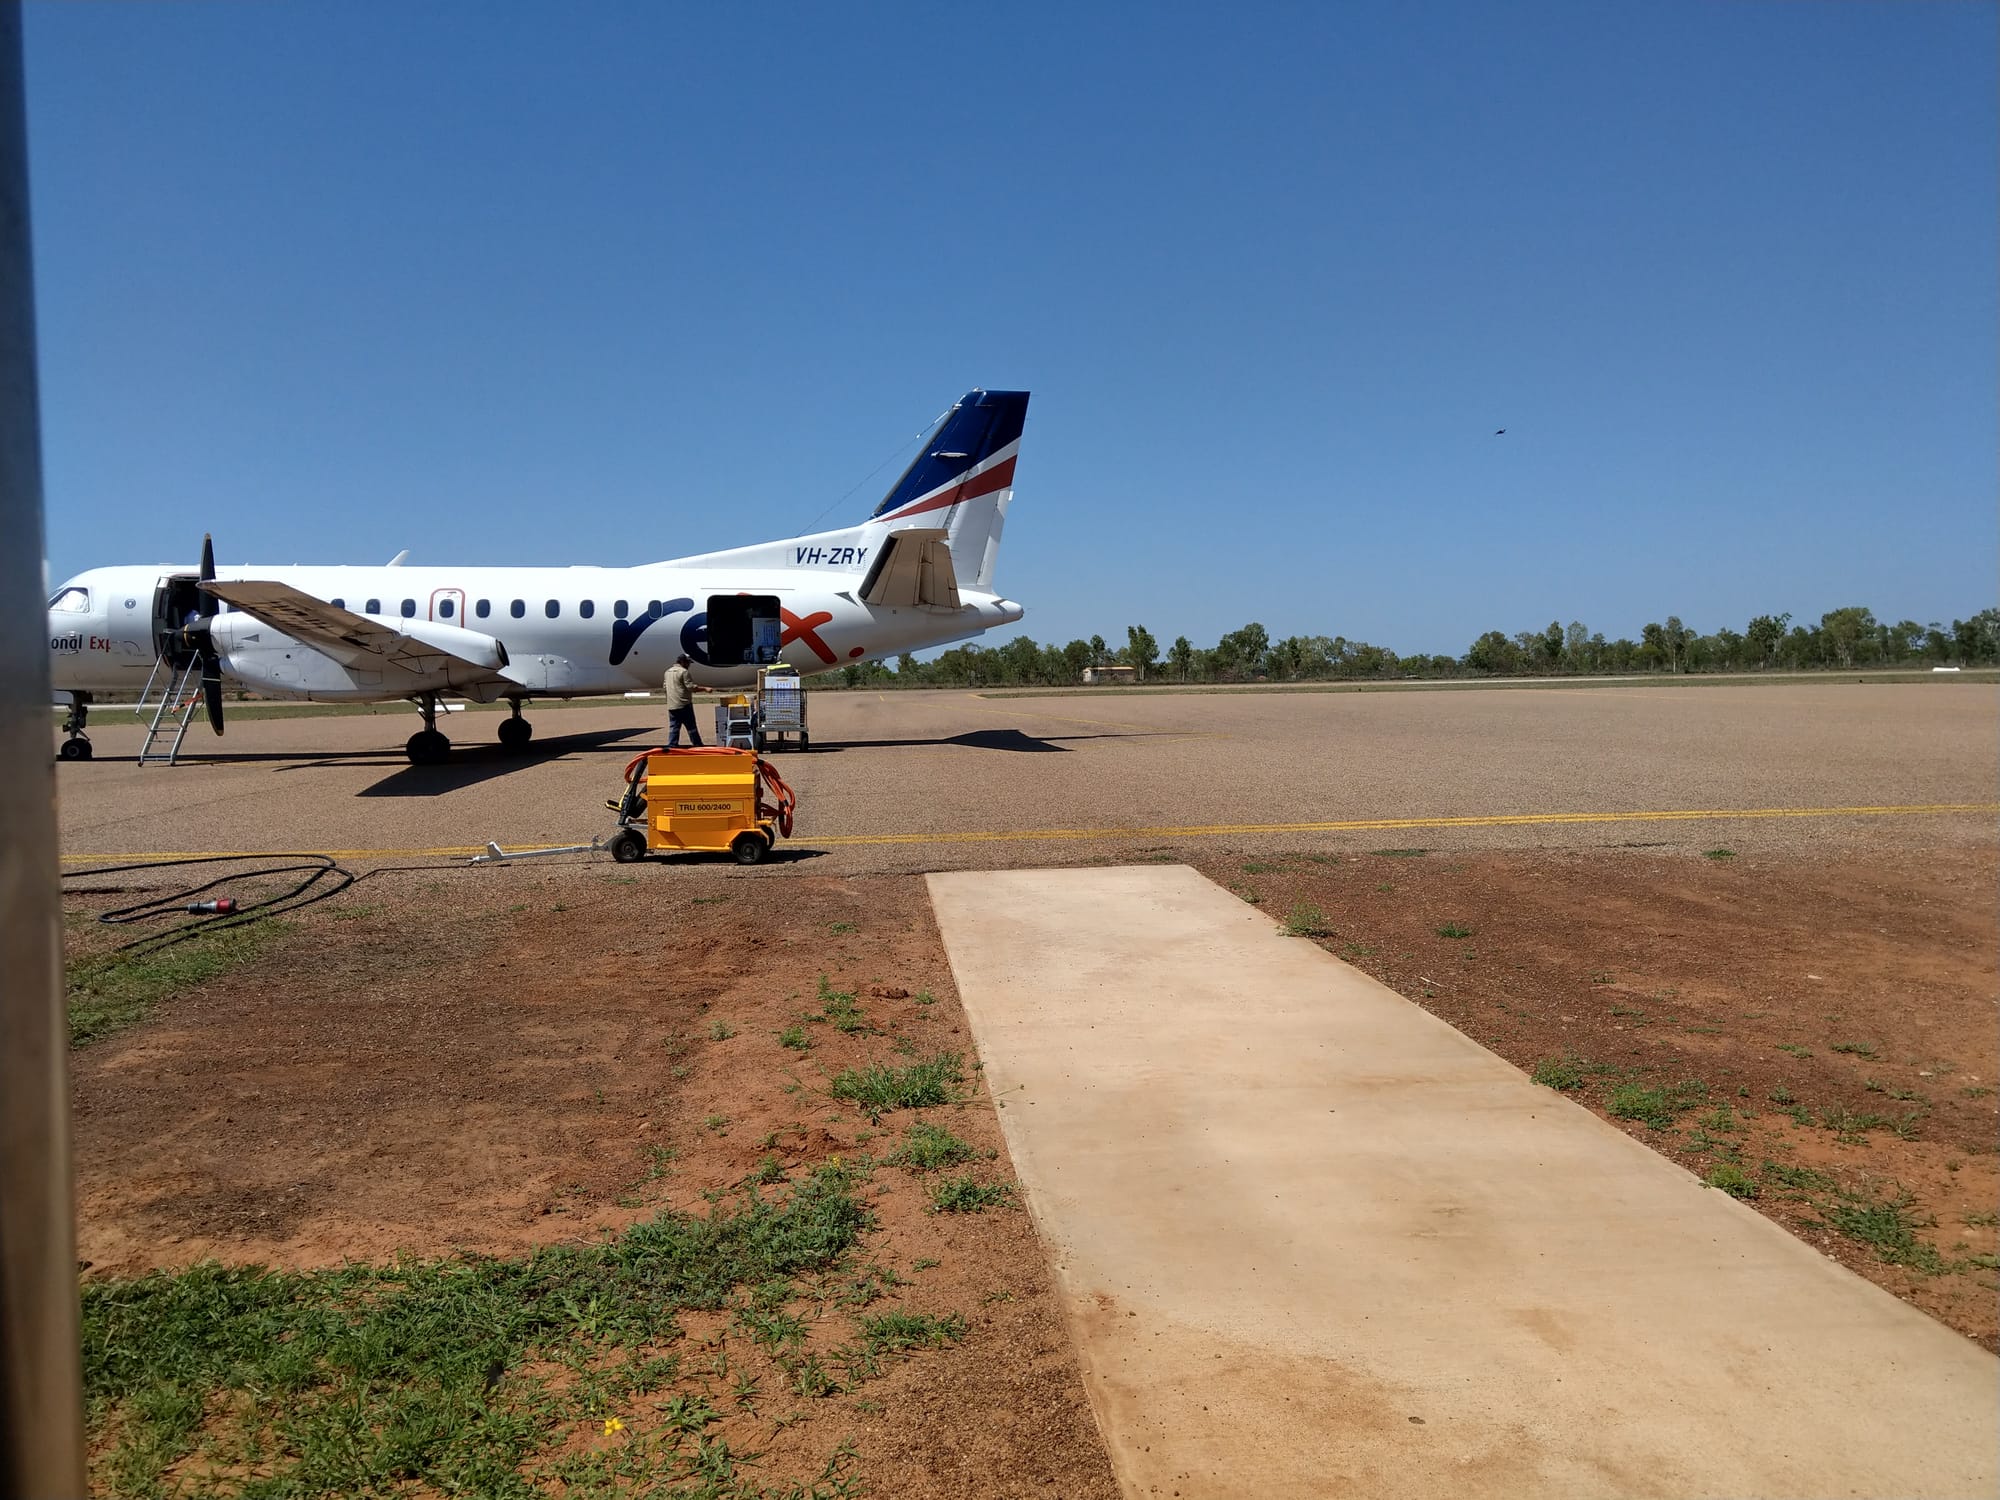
[0,0,86,1492]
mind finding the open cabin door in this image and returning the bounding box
[705,595,784,668]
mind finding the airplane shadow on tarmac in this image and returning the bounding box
[354,728,656,796]
[798,728,1158,754]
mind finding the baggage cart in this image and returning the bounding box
[754,664,809,751]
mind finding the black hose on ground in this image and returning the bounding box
[62,854,356,954]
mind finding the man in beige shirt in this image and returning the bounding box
[662,654,703,748]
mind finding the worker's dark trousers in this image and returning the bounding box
[666,707,702,747]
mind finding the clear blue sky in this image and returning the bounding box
[25,1,1996,655]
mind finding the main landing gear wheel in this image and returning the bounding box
[58,737,92,761]
[730,831,770,866]
[405,728,451,766]
[609,829,647,864]
[498,708,533,751]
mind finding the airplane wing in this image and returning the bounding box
[202,580,507,673]
[858,528,961,609]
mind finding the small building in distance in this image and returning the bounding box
[1081,664,1138,685]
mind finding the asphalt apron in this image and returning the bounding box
[926,865,1999,1500]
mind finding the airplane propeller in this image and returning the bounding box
[185,533,226,736]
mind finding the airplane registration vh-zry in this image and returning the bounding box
[45,389,1029,765]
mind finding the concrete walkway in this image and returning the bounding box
[927,866,1999,1500]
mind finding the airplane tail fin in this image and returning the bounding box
[870,389,1028,593]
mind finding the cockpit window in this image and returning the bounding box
[48,586,90,613]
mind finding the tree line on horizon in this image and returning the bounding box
[840,605,2000,688]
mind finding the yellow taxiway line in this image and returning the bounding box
[57,801,1997,863]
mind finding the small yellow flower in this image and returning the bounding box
[602,1416,625,1435]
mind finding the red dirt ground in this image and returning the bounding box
[64,838,1999,1495]
[67,865,1119,1499]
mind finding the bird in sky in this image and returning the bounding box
[1494,428,1506,435]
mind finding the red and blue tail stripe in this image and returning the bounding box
[871,389,1029,522]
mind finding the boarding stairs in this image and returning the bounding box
[133,654,204,766]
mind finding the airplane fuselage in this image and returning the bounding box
[48,558,1022,703]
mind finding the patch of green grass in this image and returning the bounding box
[1590,971,1614,984]
[1829,1040,1878,1059]
[1607,1077,1708,1130]
[1775,1043,1812,1058]
[1231,885,1262,905]
[1761,1160,1836,1195]
[777,1024,813,1052]
[1529,1052,1613,1092]
[1818,1106,1891,1138]
[1375,882,1395,893]
[706,1019,735,1042]
[855,1309,968,1354]
[67,922,284,1047]
[1702,848,1735,860]
[1282,901,1334,938]
[926,1175,1015,1214]
[1372,848,1429,857]
[1241,861,1281,874]
[81,1170,869,1496]
[912,990,937,1006]
[1705,1162,1759,1199]
[815,975,872,1034]
[1435,923,1474,940]
[1817,1185,1947,1274]
[1961,1085,1993,1099]
[887,1123,978,1173]
[829,1053,965,1120]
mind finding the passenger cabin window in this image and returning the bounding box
[613,600,628,618]
[331,598,345,610]
[366,598,382,614]
[648,600,663,618]
[476,599,490,619]
[438,598,455,618]
[579,599,594,619]
[545,599,560,618]
[401,599,417,618]
[48,587,90,613]
[510,600,525,619]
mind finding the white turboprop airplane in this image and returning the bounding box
[45,388,1028,764]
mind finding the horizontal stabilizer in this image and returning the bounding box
[858,528,961,609]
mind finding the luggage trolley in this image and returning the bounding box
[754,664,809,752]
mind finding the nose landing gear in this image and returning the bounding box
[405,693,451,766]
[497,700,534,752]
[58,696,92,761]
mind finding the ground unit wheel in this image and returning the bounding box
[58,737,92,761]
[798,730,810,752]
[609,829,647,864]
[730,831,769,866]
[498,716,533,751]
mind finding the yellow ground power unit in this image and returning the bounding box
[606,747,795,865]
